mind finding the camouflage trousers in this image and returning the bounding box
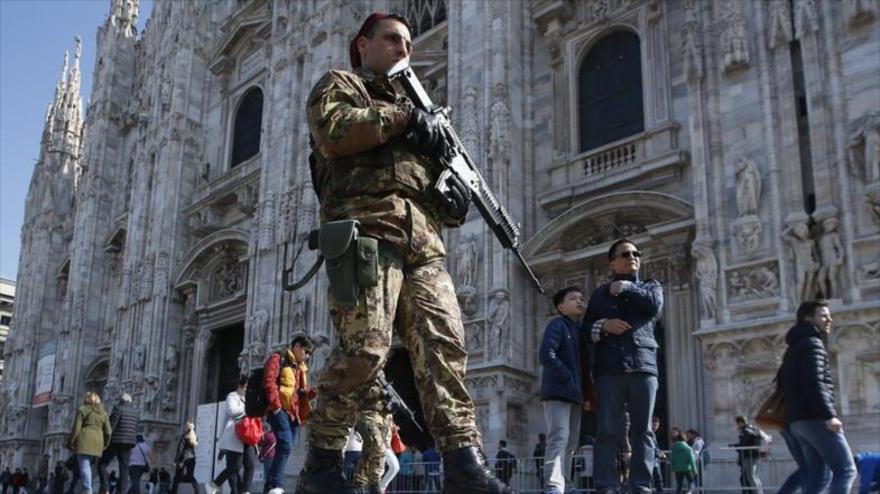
[352,411,391,486]
[308,251,482,454]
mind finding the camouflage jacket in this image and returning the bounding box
[307,67,461,254]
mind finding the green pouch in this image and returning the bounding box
[319,220,360,306]
[356,237,379,289]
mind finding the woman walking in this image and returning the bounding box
[170,421,199,494]
[205,377,247,494]
[67,392,112,494]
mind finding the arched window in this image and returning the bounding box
[230,87,263,167]
[404,0,447,38]
[578,30,644,153]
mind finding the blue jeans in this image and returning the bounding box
[778,426,830,494]
[790,419,856,494]
[77,455,97,493]
[593,373,658,491]
[266,411,298,490]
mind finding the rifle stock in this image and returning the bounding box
[388,60,544,293]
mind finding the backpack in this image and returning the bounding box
[757,428,773,458]
[244,368,267,418]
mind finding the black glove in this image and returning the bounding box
[435,173,471,221]
[406,108,451,158]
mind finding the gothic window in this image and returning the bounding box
[404,0,447,38]
[578,30,644,152]
[230,87,263,167]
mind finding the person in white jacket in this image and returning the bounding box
[206,377,247,494]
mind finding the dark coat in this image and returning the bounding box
[108,401,140,446]
[781,321,837,422]
[539,315,583,404]
[582,274,663,376]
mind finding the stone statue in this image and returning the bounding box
[692,241,718,320]
[783,221,819,302]
[164,345,177,373]
[133,344,146,372]
[487,290,510,359]
[733,216,762,254]
[735,157,761,216]
[455,236,478,288]
[144,375,160,412]
[817,217,845,298]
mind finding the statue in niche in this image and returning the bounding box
[783,221,819,302]
[455,236,478,289]
[720,1,749,71]
[160,388,176,412]
[735,158,761,216]
[292,297,306,334]
[849,112,880,223]
[817,217,845,298]
[143,375,160,412]
[733,216,763,254]
[487,290,510,359]
[692,240,718,320]
[133,344,146,372]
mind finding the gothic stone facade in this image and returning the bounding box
[2,0,879,477]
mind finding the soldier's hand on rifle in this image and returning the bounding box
[406,108,451,158]
[435,173,471,221]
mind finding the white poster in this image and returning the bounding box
[32,341,56,407]
[194,403,218,484]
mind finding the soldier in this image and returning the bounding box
[295,12,513,494]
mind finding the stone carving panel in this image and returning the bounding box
[719,1,749,72]
[833,324,880,414]
[212,258,245,300]
[464,321,484,359]
[726,263,780,304]
[733,216,763,255]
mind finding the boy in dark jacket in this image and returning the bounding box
[782,300,856,494]
[582,239,663,494]
[539,286,586,494]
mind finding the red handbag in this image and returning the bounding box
[390,429,406,454]
[236,417,263,446]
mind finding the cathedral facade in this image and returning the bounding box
[2,0,879,479]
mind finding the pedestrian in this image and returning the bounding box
[51,462,67,494]
[99,393,140,494]
[650,417,665,493]
[157,468,170,494]
[533,433,546,488]
[35,455,50,494]
[205,377,247,494]
[11,469,24,494]
[582,238,663,494]
[730,417,763,494]
[262,334,315,494]
[68,391,112,494]
[146,469,157,494]
[20,470,28,494]
[63,457,79,494]
[349,407,395,492]
[342,427,363,481]
[411,447,425,491]
[576,442,594,493]
[170,421,199,494]
[684,429,707,485]
[777,423,830,494]
[379,417,403,492]
[128,436,152,494]
[782,300,857,494]
[397,447,414,491]
[295,11,510,493]
[256,426,276,494]
[1,467,10,494]
[669,434,696,494]
[494,440,517,487]
[540,286,587,494]
[422,445,441,493]
[107,471,117,494]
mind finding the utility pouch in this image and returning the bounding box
[317,220,379,306]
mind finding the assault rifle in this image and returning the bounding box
[387,60,544,294]
[377,373,423,432]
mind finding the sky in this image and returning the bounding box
[0,0,152,281]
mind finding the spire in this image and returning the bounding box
[41,51,69,147]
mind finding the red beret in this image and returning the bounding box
[349,13,411,69]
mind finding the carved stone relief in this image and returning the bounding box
[767,0,793,49]
[464,321,484,358]
[212,258,245,300]
[258,192,275,252]
[783,220,819,302]
[682,0,703,83]
[719,1,749,72]
[692,239,718,321]
[848,112,880,224]
[793,0,820,39]
[459,86,479,156]
[486,289,510,360]
[726,263,780,303]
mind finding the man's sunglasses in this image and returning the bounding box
[616,250,642,259]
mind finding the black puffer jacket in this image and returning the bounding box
[108,401,140,446]
[781,321,837,423]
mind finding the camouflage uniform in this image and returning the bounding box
[306,67,481,455]
[352,412,391,486]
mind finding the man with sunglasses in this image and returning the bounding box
[581,239,664,494]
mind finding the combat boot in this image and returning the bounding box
[441,446,517,493]
[293,447,350,494]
